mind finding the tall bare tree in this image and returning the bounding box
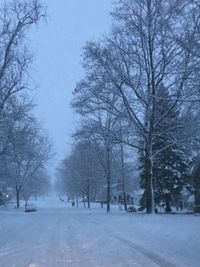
[72,0,200,213]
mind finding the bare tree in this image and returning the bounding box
[0,0,47,207]
[0,0,46,114]
[3,116,52,208]
[72,0,200,213]
[22,169,51,206]
[72,47,132,212]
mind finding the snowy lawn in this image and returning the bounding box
[0,196,199,267]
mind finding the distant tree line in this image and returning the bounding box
[57,0,200,213]
[0,0,52,207]
[55,140,135,211]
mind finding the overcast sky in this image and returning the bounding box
[30,0,112,174]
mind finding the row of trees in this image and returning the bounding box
[56,140,135,211]
[0,0,52,207]
[58,0,200,213]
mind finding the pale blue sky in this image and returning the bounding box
[31,0,112,173]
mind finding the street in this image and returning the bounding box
[0,197,199,267]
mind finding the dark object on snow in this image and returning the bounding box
[25,203,37,212]
[127,206,137,212]
[72,201,75,207]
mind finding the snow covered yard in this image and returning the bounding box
[0,197,199,267]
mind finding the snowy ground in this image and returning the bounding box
[0,196,199,267]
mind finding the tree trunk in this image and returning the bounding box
[194,189,200,213]
[87,179,90,208]
[16,186,20,208]
[106,144,111,213]
[121,143,127,211]
[145,149,154,214]
[146,0,155,214]
[165,194,172,213]
[87,197,90,208]
[123,191,127,211]
[192,161,200,213]
[107,179,110,213]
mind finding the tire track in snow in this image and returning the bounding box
[60,213,94,267]
[0,211,58,267]
[115,236,177,267]
[77,213,182,267]
[72,214,157,267]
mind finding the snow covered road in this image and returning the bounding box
[0,197,199,267]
